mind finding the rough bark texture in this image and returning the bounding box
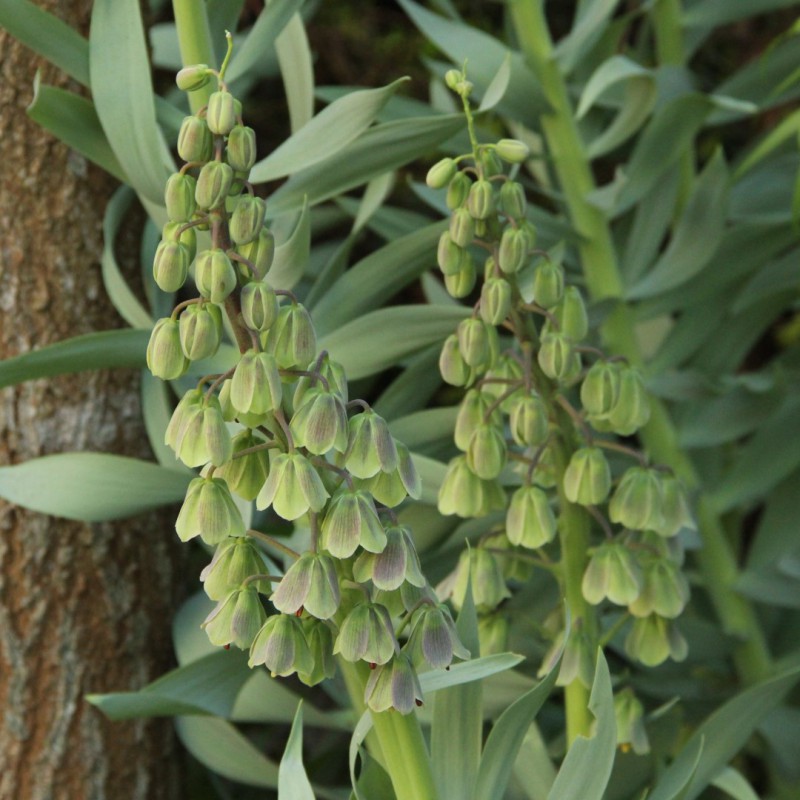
[0,3,186,799]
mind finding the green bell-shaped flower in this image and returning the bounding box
[581,360,621,420]
[478,612,509,655]
[230,349,283,416]
[179,302,222,361]
[438,455,485,518]
[449,207,475,248]
[538,331,580,383]
[290,386,348,455]
[581,542,643,607]
[624,614,687,667]
[508,393,548,448]
[195,160,234,210]
[164,172,197,222]
[609,467,665,532]
[237,228,275,278]
[172,396,232,468]
[352,524,425,591]
[628,557,689,619]
[200,537,272,601]
[406,604,470,669]
[152,239,190,293]
[202,586,266,649]
[656,475,695,538]
[320,487,386,558]
[177,114,212,163]
[614,688,650,755]
[480,277,512,326]
[532,260,564,309]
[359,442,421,508]
[563,446,611,506]
[439,334,470,387]
[437,231,467,276]
[457,317,493,369]
[344,409,398,479]
[271,553,340,620]
[165,388,203,450]
[256,451,329,521]
[195,248,237,304]
[553,286,588,342]
[266,304,317,369]
[444,254,477,299]
[364,652,424,715]
[334,602,397,666]
[249,613,314,676]
[506,485,557,549]
[214,430,270,501]
[175,475,245,544]
[455,389,499,451]
[451,548,510,612]
[607,367,650,436]
[229,195,266,246]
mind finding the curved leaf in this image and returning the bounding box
[90,0,172,205]
[102,187,152,329]
[267,197,310,290]
[266,115,464,216]
[318,306,469,380]
[251,79,410,183]
[275,11,314,132]
[0,329,148,389]
[0,453,190,522]
[26,77,127,184]
[556,0,623,75]
[278,703,315,800]
[577,56,656,158]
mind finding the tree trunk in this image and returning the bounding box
[0,3,186,798]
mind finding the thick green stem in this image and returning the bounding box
[172,0,217,112]
[509,0,772,683]
[337,660,438,800]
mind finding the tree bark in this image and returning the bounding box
[0,3,186,798]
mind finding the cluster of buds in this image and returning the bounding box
[150,48,469,715]
[427,68,695,749]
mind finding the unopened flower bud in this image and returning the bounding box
[237,227,275,278]
[194,248,237,303]
[532,260,564,309]
[479,147,503,178]
[480,277,512,326]
[203,586,266,649]
[508,393,549,447]
[176,475,246,544]
[195,161,234,210]
[271,553,340,620]
[444,69,462,90]
[628,557,689,619]
[455,389,499,451]
[206,90,237,135]
[439,334,470,387]
[607,367,650,436]
[451,548,510,612]
[438,455,484,517]
[165,387,203,451]
[226,124,257,171]
[498,227,528,274]
[564,447,611,506]
[625,614,687,667]
[467,179,494,220]
[293,353,348,407]
[353,524,425,591]
[478,613,509,655]
[179,302,222,361]
[554,286,588,341]
[164,172,197,222]
[437,231,467,276]
[426,157,457,189]
[407,604,469,669]
[249,614,314,676]
[162,221,197,258]
[457,317,493,368]
[446,171,471,210]
[201,537,272,601]
[256,451,329,521]
[152,240,190,293]
[538,331,580,383]
[345,409,398,478]
[609,467,665,532]
[444,256,477,298]
[240,281,278,331]
[506,485,557,548]
[581,360,621,419]
[147,318,189,380]
[266,304,317,369]
[449,207,475,248]
[229,195,266,246]
[615,689,650,755]
[334,603,396,665]
[364,653,424,715]
[495,138,530,163]
[215,430,270,501]
[482,355,524,409]
[176,64,212,92]
[466,422,507,480]
[177,115,213,163]
[582,543,642,606]
[297,618,337,686]
[499,180,527,218]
